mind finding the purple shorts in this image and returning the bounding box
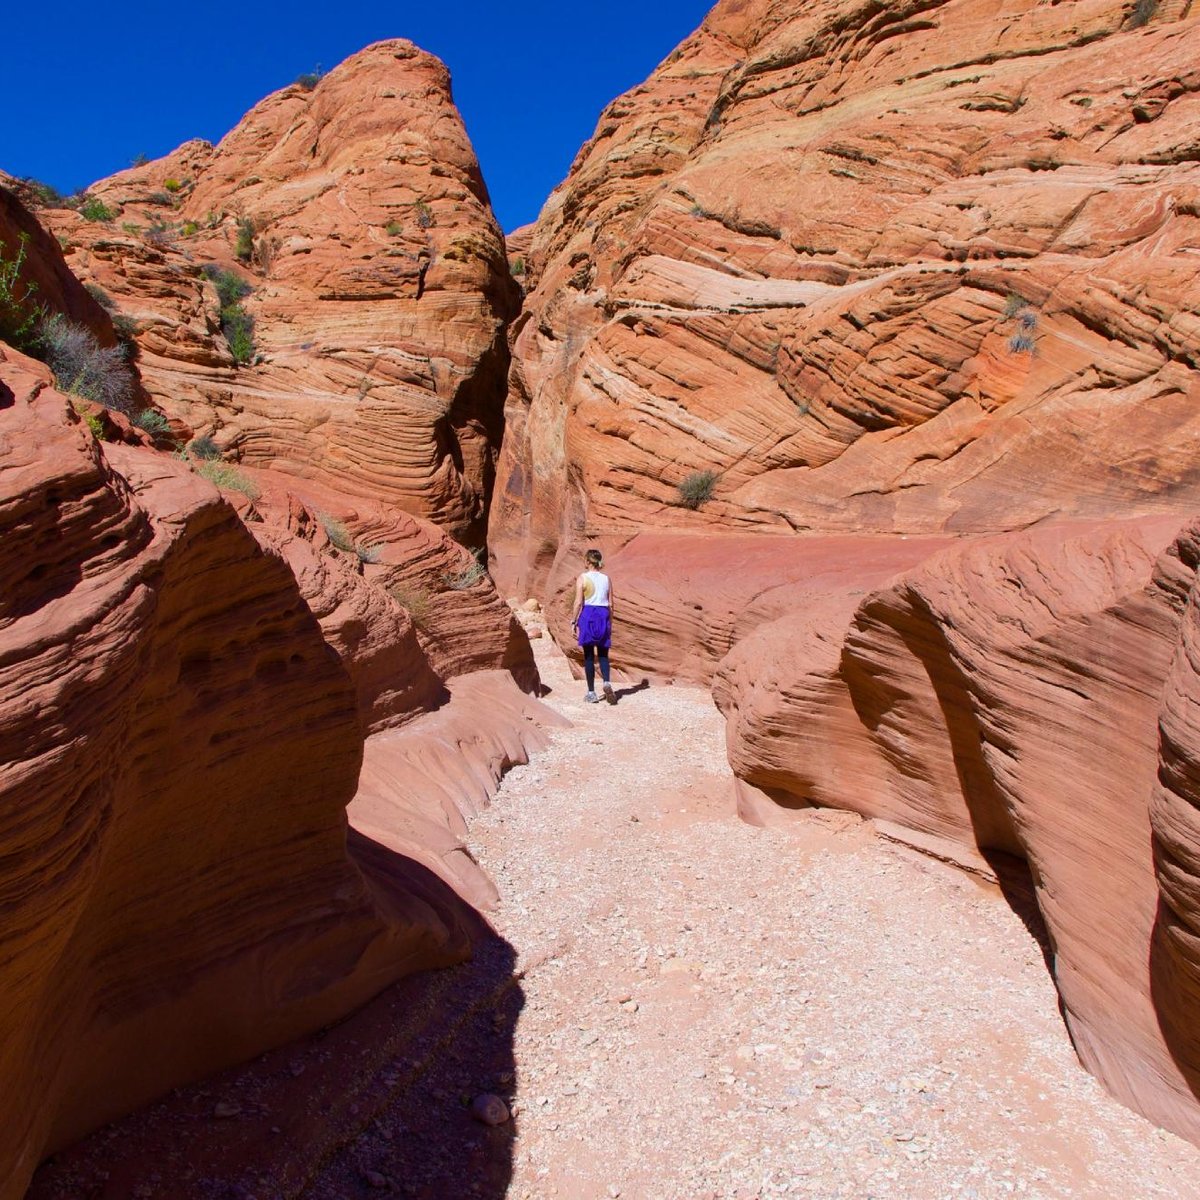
[576,605,612,649]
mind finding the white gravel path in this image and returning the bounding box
[464,634,1200,1200]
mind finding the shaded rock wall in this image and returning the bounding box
[0,351,439,1193]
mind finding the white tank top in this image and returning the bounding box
[581,570,611,607]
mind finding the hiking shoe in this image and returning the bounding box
[603,683,616,705]
[584,691,599,703]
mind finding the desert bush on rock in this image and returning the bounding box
[0,235,47,353]
[1008,331,1036,354]
[234,217,256,262]
[84,282,116,310]
[414,200,434,230]
[40,314,135,413]
[187,434,222,460]
[22,178,66,208]
[295,67,324,90]
[444,559,486,590]
[78,195,115,223]
[145,221,175,248]
[202,264,256,365]
[1003,292,1027,318]
[195,460,259,499]
[132,409,172,438]
[111,313,141,344]
[389,581,434,631]
[319,512,379,562]
[677,469,718,510]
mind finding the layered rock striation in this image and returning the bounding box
[43,40,518,548]
[0,46,543,1197]
[493,0,1200,589]
[494,0,1200,1143]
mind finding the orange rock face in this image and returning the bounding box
[494,0,1200,1143]
[0,48,543,1194]
[493,0,1200,588]
[0,341,548,1200]
[46,40,518,548]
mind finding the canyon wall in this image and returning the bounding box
[496,0,1200,1141]
[38,39,517,548]
[0,43,543,1199]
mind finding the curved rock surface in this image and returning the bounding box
[0,343,550,1199]
[42,39,518,548]
[492,0,1200,1145]
[492,0,1200,591]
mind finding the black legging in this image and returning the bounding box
[583,644,610,691]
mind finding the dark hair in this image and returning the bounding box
[585,549,603,569]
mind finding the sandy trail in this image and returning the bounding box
[434,636,1200,1200]
[29,633,1200,1199]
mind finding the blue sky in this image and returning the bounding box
[1,1,714,232]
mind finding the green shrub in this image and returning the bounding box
[132,409,172,437]
[195,460,260,499]
[385,221,403,237]
[112,313,140,342]
[389,582,434,631]
[121,222,142,235]
[357,543,382,564]
[164,178,183,193]
[0,234,48,352]
[145,221,174,248]
[295,66,323,90]
[187,433,222,460]
[23,178,66,208]
[201,265,256,364]
[676,469,718,510]
[201,265,252,308]
[223,308,256,364]
[1002,292,1027,318]
[234,217,256,262]
[510,256,525,276]
[84,282,116,310]
[319,512,356,552]
[443,560,486,590]
[180,221,199,237]
[79,195,115,223]
[414,200,434,230]
[40,314,135,412]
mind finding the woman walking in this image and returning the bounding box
[572,548,616,704]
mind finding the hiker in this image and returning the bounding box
[572,548,616,704]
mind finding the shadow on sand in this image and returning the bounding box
[27,845,523,1200]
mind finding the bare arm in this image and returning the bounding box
[571,575,585,625]
[608,582,614,620]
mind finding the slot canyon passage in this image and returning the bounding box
[5,0,1200,1197]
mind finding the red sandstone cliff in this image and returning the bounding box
[493,0,1200,589]
[494,0,1200,1143]
[0,46,543,1197]
[41,39,518,548]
